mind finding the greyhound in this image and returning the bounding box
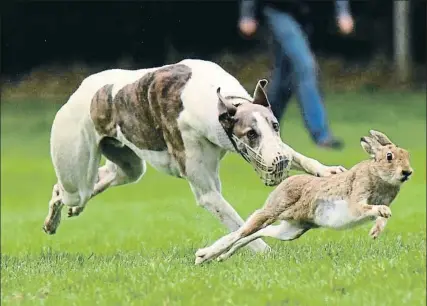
[43,59,345,253]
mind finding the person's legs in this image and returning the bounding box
[267,39,294,122]
[263,6,343,148]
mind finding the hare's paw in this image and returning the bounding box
[369,224,383,239]
[195,247,216,265]
[376,206,392,218]
[217,252,232,262]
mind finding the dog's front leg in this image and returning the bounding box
[188,173,270,254]
[183,134,270,253]
[290,150,346,177]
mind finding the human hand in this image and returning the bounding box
[338,14,354,34]
[239,18,258,37]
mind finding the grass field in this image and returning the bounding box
[1,92,426,306]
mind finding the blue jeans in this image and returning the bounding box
[263,6,331,143]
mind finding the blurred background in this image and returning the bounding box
[1,0,426,98]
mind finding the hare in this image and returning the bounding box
[195,130,413,265]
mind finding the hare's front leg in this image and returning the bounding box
[369,217,388,239]
[313,200,391,229]
[314,199,391,229]
[360,204,392,219]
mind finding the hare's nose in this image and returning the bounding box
[402,170,412,177]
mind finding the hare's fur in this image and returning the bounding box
[195,130,413,264]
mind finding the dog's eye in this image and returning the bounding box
[247,129,258,140]
[386,152,393,161]
[272,122,280,132]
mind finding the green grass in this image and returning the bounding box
[1,92,426,306]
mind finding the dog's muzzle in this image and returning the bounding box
[232,135,293,186]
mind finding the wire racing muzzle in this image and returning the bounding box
[231,135,293,186]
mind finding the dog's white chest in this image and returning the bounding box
[313,199,368,229]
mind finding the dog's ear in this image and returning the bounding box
[217,87,237,116]
[252,79,271,108]
[217,87,237,130]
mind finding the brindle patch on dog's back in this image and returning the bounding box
[90,64,192,176]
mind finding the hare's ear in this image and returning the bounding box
[360,136,380,157]
[369,130,393,146]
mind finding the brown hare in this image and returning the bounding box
[195,130,413,265]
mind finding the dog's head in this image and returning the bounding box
[217,80,293,186]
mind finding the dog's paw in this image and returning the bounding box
[67,206,84,218]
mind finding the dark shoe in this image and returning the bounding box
[316,138,344,150]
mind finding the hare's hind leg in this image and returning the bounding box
[195,209,277,265]
[217,221,310,262]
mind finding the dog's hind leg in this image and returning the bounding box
[43,113,101,235]
[43,183,64,235]
[68,137,146,217]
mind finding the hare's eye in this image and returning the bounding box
[386,152,393,161]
